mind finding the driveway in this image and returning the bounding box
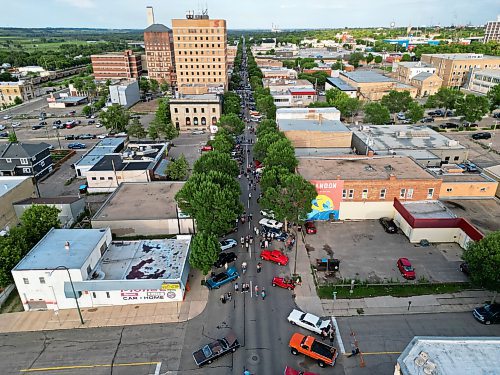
[304,221,468,283]
[443,199,500,234]
[169,132,210,172]
[444,130,500,168]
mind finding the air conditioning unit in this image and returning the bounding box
[388,149,396,155]
[447,140,459,147]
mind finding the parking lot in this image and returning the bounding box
[445,130,500,168]
[443,199,500,234]
[304,220,468,284]
[168,132,210,171]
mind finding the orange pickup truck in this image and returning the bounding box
[289,333,338,368]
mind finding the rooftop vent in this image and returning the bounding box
[64,241,70,250]
[364,165,376,171]
[384,165,394,171]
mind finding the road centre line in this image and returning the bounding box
[20,361,161,373]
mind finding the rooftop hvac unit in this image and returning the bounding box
[388,149,396,155]
[447,140,459,147]
[423,361,437,374]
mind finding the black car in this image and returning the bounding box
[493,112,500,118]
[39,121,47,126]
[0,131,9,138]
[53,120,62,125]
[379,217,397,233]
[472,132,492,140]
[260,226,288,241]
[88,120,96,125]
[214,252,237,268]
[64,135,76,140]
[420,117,434,123]
[439,122,459,129]
[193,332,240,367]
[473,304,500,325]
[32,124,44,130]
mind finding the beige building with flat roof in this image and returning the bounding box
[172,14,228,94]
[170,93,222,132]
[0,80,34,107]
[420,53,500,88]
[0,176,36,232]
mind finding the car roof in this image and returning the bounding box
[399,257,411,265]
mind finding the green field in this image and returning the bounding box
[0,37,88,51]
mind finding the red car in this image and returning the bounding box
[305,221,317,234]
[397,258,416,280]
[284,366,319,375]
[272,276,295,290]
[260,250,289,266]
[201,145,213,152]
[254,160,262,169]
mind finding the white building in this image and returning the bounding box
[108,80,140,108]
[467,69,500,94]
[484,15,500,43]
[12,228,192,311]
[276,107,341,122]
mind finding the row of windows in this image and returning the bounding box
[91,176,114,181]
[173,107,216,114]
[177,50,221,55]
[0,88,20,94]
[23,277,45,284]
[177,57,225,63]
[175,28,223,35]
[341,188,435,200]
[179,71,223,76]
[176,43,221,49]
[181,116,218,126]
[178,77,224,83]
[179,62,222,68]
[176,35,221,41]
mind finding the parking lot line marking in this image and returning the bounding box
[331,317,345,354]
[154,362,162,375]
[360,351,402,356]
[20,361,161,373]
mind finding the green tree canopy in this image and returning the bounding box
[260,165,294,193]
[212,128,235,154]
[406,101,425,123]
[253,130,285,161]
[126,118,147,140]
[264,137,298,173]
[363,102,391,124]
[13,96,23,105]
[193,151,239,177]
[20,205,61,248]
[0,226,29,286]
[223,92,241,115]
[8,132,18,143]
[81,105,92,117]
[381,90,415,121]
[256,94,277,120]
[189,232,220,276]
[99,105,130,132]
[455,94,490,123]
[217,113,245,136]
[165,154,189,181]
[374,55,383,64]
[150,79,159,93]
[348,52,365,68]
[487,84,500,113]
[425,87,464,117]
[256,119,278,138]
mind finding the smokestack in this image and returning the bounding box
[146,6,155,26]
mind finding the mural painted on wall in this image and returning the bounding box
[307,180,344,221]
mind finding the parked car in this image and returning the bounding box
[379,217,397,233]
[397,258,416,280]
[39,121,47,126]
[0,125,5,131]
[96,123,103,128]
[259,218,284,230]
[11,122,21,127]
[64,135,76,140]
[220,238,238,251]
[259,209,275,219]
[420,117,434,123]
[457,162,480,173]
[0,131,9,138]
[78,133,96,140]
[287,309,331,335]
[284,366,319,375]
[31,124,44,130]
[192,332,240,367]
[439,122,459,129]
[205,266,239,289]
[463,121,478,128]
[3,115,12,120]
[493,112,500,118]
[272,276,296,290]
[260,249,289,266]
[213,252,237,268]
[53,120,62,125]
[88,120,96,125]
[289,333,338,368]
[67,142,86,149]
[473,304,500,325]
[472,132,491,140]
[260,226,288,241]
[397,112,406,120]
[201,145,213,152]
[401,119,412,124]
[459,262,469,275]
[191,130,205,135]
[305,221,317,234]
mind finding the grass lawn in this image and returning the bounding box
[317,282,473,299]
[0,38,88,52]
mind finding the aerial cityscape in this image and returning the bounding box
[0,2,500,375]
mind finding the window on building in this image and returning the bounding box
[342,189,347,199]
[106,292,110,298]
[108,177,113,180]
[23,168,31,174]
[453,156,459,161]
[92,292,97,298]
[427,188,434,199]
[20,158,28,165]
[380,189,387,199]
[362,189,368,199]
[212,108,216,113]
[174,108,178,113]
[446,188,453,192]
[99,177,105,180]
[400,189,406,198]
[185,108,190,113]
[186,117,191,126]
[444,156,450,163]
[39,277,45,284]
[23,278,29,284]
[201,117,206,125]
[91,177,96,181]
[407,189,414,199]
[348,189,354,199]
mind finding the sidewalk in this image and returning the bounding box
[0,270,208,333]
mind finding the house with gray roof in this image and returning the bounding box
[0,142,53,180]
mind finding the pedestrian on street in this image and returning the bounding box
[235,283,239,292]
[245,242,249,250]
[329,330,335,344]
[249,213,253,221]
[249,192,252,199]
[264,239,269,248]
[220,294,226,304]
[226,292,232,302]
[261,288,266,300]
[321,329,328,341]
[249,236,253,245]
[256,227,259,236]
[254,285,259,298]
[256,262,262,273]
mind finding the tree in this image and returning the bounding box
[99,105,130,132]
[157,121,179,141]
[139,77,150,93]
[455,94,490,124]
[256,94,277,120]
[425,87,464,118]
[401,53,412,62]
[462,231,500,302]
[160,82,169,92]
[20,205,61,248]
[331,60,343,70]
[365,53,374,64]
[82,105,92,117]
[217,114,245,136]
[253,130,285,161]
[381,90,414,122]
[0,226,29,286]
[255,119,278,138]
[406,101,425,123]
[193,151,239,178]
[189,233,220,276]
[223,92,241,115]
[148,124,159,140]
[348,52,365,68]
[212,128,235,154]
[126,118,147,140]
[8,132,17,143]
[175,171,243,236]
[155,98,171,125]
[13,96,23,105]
[264,138,298,173]
[260,165,292,193]
[364,102,391,124]
[150,79,159,93]
[374,55,383,64]
[165,154,189,181]
[325,88,346,105]
[487,84,500,112]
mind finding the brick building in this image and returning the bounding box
[144,23,176,85]
[91,50,142,80]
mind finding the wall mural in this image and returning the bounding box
[307,179,344,221]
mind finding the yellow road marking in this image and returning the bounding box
[20,361,160,373]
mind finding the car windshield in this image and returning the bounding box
[202,345,212,357]
[315,319,323,327]
[403,265,413,271]
[213,273,228,282]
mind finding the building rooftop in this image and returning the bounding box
[326,77,357,91]
[398,336,500,375]
[427,167,496,183]
[75,138,125,168]
[89,154,152,172]
[411,72,436,81]
[96,237,190,280]
[484,164,500,179]
[278,119,350,132]
[297,156,435,181]
[13,228,109,271]
[397,61,434,68]
[351,125,466,153]
[92,182,185,221]
[0,142,50,159]
[340,71,394,83]
[144,23,171,33]
[263,79,313,88]
[0,176,31,198]
[402,201,456,219]
[14,196,82,205]
[57,96,87,104]
[423,53,500,60]
[294,148,354,158]
[289,88,317,95]
[277,107,341,116]
[171,93,221,102]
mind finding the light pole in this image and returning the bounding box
[50,265,84,325]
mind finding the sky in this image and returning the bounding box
[1,0,498,30]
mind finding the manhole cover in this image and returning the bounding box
[248,354,260,364]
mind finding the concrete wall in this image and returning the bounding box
[91,218,195,237]
[284,130,352,148]
[87,169,151,193]
[109,81,140,108]
[439,180,499,199]
[14,200,86,228]
[339,201,395,220]
[0,178,36,231]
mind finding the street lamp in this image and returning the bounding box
[50,265,84,325]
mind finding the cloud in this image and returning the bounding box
[57,0,96,9]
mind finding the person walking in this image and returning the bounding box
[256,262,262,273]
[254,285,259,299]
[261,288,266,300]
[234,282,239,293]
[220,294,226,304]
[248,192,252,199]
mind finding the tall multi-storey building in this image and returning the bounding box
[91,50,142,80]
[484,15,500,43]
[171,11,228,94]
[421,53,500,88]
[144,23,176,86]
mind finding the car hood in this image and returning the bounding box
[474,306,490,318]
[287,309,303,321]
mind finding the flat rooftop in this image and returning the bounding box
[278,119,350,132]
[97,237,190,280]
[14,196,82,205]
[93,182,185,221]
[277,107,341,116]
[0,176,31,198]
[297,156,435,181]
[398,336,500,375]
[474,68,500,78]
[294,148,354,157]
[14,228,108,271]
[402,201,456,219]
[170,93,220,102]
[422,53,500,60]
[326,77,356,91]
[427,170,496,183]
[340,71,394,83]
[351,125,466,151]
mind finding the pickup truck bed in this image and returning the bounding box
[289,333,337,368]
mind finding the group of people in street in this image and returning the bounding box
[321,325,336,344]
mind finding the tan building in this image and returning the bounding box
[0,80,34,107]
[172,14,228,94]
[227,45,238,68]
[483,164,500,198]
[394,61,436,84]
[261,67,298,79]
[420,53,500,88]
[409,72,442,97]
[91,50,142,80]
[170,93,222,131]
[144,23,176,85]
[0,176,36,232]
[255,58,283,68]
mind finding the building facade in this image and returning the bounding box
[91,50,142,80]
[0,142,53,180]
[170,93,222,131]
[0,176,36,232]
[467,69,500,94]
[255,58,283,68]
[144,24,176,85]
[393,61,436,84]
[420,53,500,88]
[0,81,34,107]
[409,72,442,97]
[108,80,140,108]
[172,14,228,94]
[484,16,500,43]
